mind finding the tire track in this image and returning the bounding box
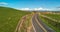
[15,16,27,32]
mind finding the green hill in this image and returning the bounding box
[0,7,31,32]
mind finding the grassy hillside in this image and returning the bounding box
[40,14,60,32]
[0,7,31,32]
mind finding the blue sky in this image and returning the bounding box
[0,0,60,10]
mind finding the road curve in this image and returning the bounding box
[32,14,55,32]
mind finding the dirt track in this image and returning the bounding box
[15,16,27,32]
[15,14,32,32]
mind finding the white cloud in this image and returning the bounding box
[0,2,8,5]
[34,8,43,10]
[16,7,60,11]
[34,8,50,11]
[20,8,30,10]
[16,7,51,11]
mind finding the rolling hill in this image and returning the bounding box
[0,7,31,32]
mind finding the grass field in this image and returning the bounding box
[40,13,60,32]
[43,14,60,22]
[0,7,31,32]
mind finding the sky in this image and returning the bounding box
[0,0,60,11]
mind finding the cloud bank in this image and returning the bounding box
[19,8,50,11]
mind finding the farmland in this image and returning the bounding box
[40,12,60,32]
[0,7,31,32]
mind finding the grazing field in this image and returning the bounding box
[0,7,31,32]
[40,13,60,32]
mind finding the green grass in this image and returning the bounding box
[0,7,31,32]
[43,14,60,21]
[40,15,60,32]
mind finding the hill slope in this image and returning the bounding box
[0,7,31,32]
